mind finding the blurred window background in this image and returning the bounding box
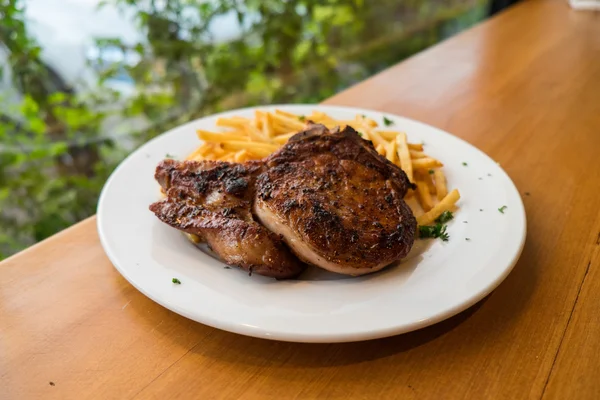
[0,0,497,259]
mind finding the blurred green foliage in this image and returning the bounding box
[0,0,487,259]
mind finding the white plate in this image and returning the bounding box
[97,104,526,343]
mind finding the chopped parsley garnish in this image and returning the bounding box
[435,210,454,224]
[462,162,468,166]
[498,205,507,214]
[298,115,306,122]
[465,238,471,241]
[428,169,434,175]
[383,116,394,126]
[165,153,175,159]
[172,278,181,284]
[357,131,363,137]
[419,211,454,241]
[419,224,449,241]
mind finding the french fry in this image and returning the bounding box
[275,109,301,119]
[422,171,436,195]
[386,137,397,164]
[408,143,424,151]
[216,117,250,129]
[272,113,306,132]
[375,143,386,156]
[262,112,275,137]
[378,131,399,141]
[245,148,274,158]
[243,121,266,141]
[434,169,447,200]
[197,130,249,143]
[417,189,461,226]
[221,141,279,153]
[187,146,205,161]
[254,110,265,130]
[409,150,427,159]
[415,181,434,212]
[368,129,387,148]
[273,131,297,144]
[412,157,443,170]
[395,132,413,183]
[234,150,249,163]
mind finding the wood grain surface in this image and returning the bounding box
[2,0,600,399]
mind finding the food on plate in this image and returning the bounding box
[150,159,305,279]
[151,109,462,278]
[254,124,416,276]
[416,189,460,226]
[187,109,458,220]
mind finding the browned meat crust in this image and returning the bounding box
[149,159,305,279]
[254,124,416,275]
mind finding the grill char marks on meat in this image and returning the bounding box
[254,123,417,276]
[149,159,305,279]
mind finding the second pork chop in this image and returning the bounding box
[254,124,417,276]
[150,159,305,279]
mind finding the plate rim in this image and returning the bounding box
[97,103,527,343]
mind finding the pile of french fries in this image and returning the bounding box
[187,109,460,226]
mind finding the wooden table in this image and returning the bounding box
[2,0,600,398]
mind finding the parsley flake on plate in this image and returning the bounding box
[498,205,508,214]
[172,278,182,284]
[419,224,449,242]
[383,116,394,126]
[435,210,454,224]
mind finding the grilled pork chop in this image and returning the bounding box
[254,124,417,276]
[149,159,305,279]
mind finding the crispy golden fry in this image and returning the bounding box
[409,150,427,159]
[395,132,413,183]
[263,112,275,137]
[415,181,434,212]
[386,136,397,164]
[421,171,436,195]
[378,131,399,141]
[234,150,249,163]
[368,129,387,148]
[245,148,273,158]
[197,130,249,143]
[357,114,378,128]
[412,157,443,169]
[408,143,424,151]
[216,117,250,129]
[434,169,448,200]
[417,189,460,226]
[275,109,300,119]
[254,110,265,130]
[272,113,306,132]
[375,143,386,156]
[356,126,371,141]
[273,131,297,144]
[404,195,422,217]
[243,122,266,141]
[222,141,279,152]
